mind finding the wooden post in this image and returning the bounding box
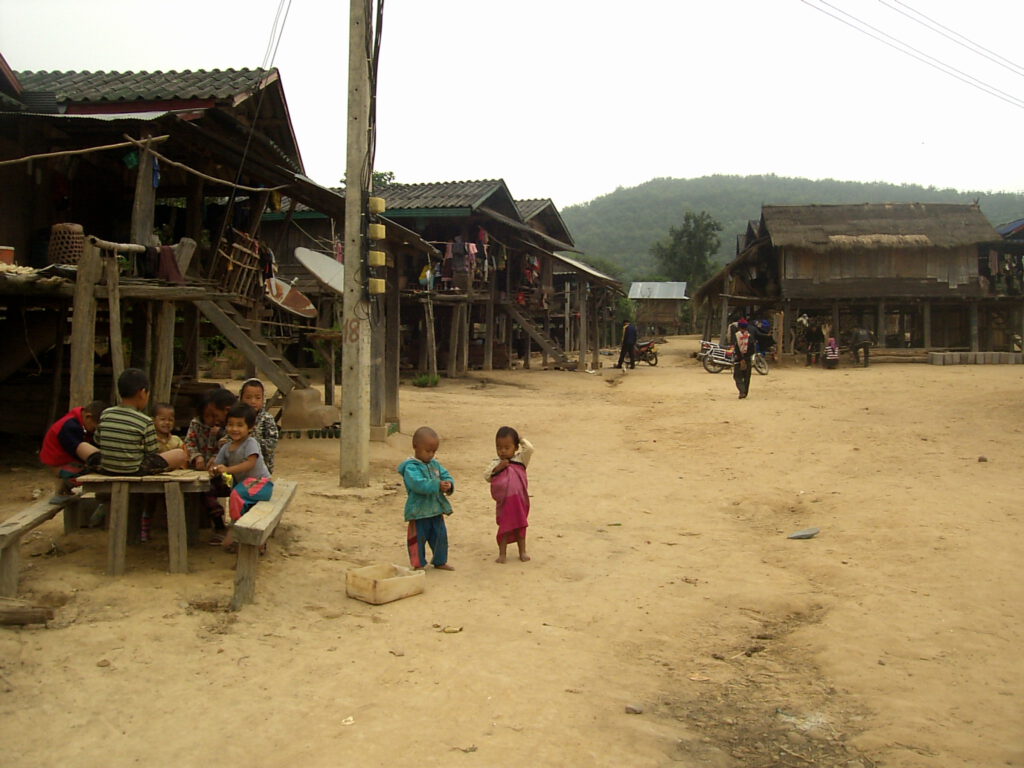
[106,483,129,577]
[385,266,400,425]
[69,241,103,408]
[370,301,385,429]
[164,483,187,574]
[970,302,980,352]
[877,301,887,348]
[104,256,125,387]
[783,300,792,353]
[718,296,730,345]
[230,545,259,610]
[578,282,588,370]
[130,131,156,246]
[424,298,438,379]
[324,342,336,406]
[152,302,176,406]
[831,301,840,341]
[923,301,932,349]
[458,303,469,374]
[591,293,600,370]
[340,0,372,487]
[47,308,66,428]
[483,279,495,371]
[542,311,551,368]
[0,537,21,597]
[447,305,460,379]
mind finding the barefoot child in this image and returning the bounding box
[207,404,273,551]
[485,426,534,563]
[398,426,455,571]
[239,378,280,474]
[184,388,236,541]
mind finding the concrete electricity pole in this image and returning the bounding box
[341,0,371,487]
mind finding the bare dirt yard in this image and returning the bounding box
[1,337,1021,767]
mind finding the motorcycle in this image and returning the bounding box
[697,340,768,375]
[635,340,658,366]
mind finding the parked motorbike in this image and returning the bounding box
[697,340,768,375]
[635,340,658,366]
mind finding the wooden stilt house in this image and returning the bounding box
[693,203,1011,358]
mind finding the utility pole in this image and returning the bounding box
[341,0,371,487]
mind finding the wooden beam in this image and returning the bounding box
[152,301,176,406]
[578,282,588,371]
[923,301,932,349]
[69,241,103,408]
[104,256,125,387]
[970,302,980,352]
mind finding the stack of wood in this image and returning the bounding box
[0,596,54,626]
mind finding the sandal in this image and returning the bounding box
[207,534,225,546]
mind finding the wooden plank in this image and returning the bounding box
[0,499,71,548]
[229,544,259,610]
[152,301,176,406]
[0,536,21,597]
[483,280,495,371]
[164,483,187,574]
[69,241,104,408]
[0,603,53,625]
[424,298,438,379]
[106,483,130,576]
[385,267,400,424]
[232,480,297,546]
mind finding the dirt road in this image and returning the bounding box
[1,338,1021,767]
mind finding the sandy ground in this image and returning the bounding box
[1,337,1022,768]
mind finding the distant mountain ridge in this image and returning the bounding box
[560,175,1024,281]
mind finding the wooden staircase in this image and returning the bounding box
[500,302,574,369]
[193,299,311,396]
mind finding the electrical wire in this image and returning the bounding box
[800,0,1024,111]
[882,0,1024,77]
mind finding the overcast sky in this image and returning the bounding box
[1,0,1021,209]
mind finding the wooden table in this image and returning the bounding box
[76,470,211,576]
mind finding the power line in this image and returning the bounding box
[800,0,1024,111]
[884,0,1024,77]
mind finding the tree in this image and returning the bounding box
[649,210,721,287]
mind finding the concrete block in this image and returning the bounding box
[1000,352,1013,364]
[346,564,425,605]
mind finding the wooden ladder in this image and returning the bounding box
[500,302,574,368]
[193,299,311,397]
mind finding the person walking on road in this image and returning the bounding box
[850,327,873,367]
[730,318,756,399]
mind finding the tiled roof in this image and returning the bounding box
[381,180,509,211]
[515,199,550,221]
[14,68,271,104]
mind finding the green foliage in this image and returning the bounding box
[372,170,396,190]
[411,373,440,388]
[650,210,721,286]
[561,174,1024,283]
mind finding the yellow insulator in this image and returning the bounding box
[367,222,386,241]
[368,277,387,294]
[368,196,386,215]
[368,250,386,267]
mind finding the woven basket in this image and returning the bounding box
[48,223,85,265]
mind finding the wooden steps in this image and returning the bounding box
[500,302,573,368]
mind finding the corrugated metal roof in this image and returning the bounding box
[0,109,171,122]
[515,198,575,248]
[763,203,998,251]
[14,68,272,104]
[515,199,550,220]
[382,179,508,211]
[996,218,1024,239]
[628,282,689,300]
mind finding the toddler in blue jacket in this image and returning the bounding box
[398,426,455,570]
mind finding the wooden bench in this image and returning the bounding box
[0,497,77,597]
[230,480,297,611]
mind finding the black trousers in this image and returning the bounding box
[853,343,870,367]
[617,343,636,368]
[733,360,752,396]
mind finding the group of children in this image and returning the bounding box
[41,369,279,549]
[398,424,535,569]
[42,370,535,568]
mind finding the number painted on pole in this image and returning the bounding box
[347,318,361,343]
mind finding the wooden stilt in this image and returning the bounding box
[542,310,551,368]
[164,483,187,574]
[877,301,887,348]
[152,302,176,406]
[923,301,932,349]
[106,484,129,577]
[104,256,125,390]
[447,305,459,379]
[591,294,600,370]
[458,303,469,374]
[69,241,103,408]
[970,302,980,352]
[578,282,588,370]
[718,296,730,345]
[385,266,400,425]
[483,281,495,371]
[424,298,438,379]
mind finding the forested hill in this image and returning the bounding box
[560,175,1024,281]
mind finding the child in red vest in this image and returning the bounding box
[40,401,105,499]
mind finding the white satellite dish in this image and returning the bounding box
[295,246,344,295]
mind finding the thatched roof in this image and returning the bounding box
[763,203,998,252]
